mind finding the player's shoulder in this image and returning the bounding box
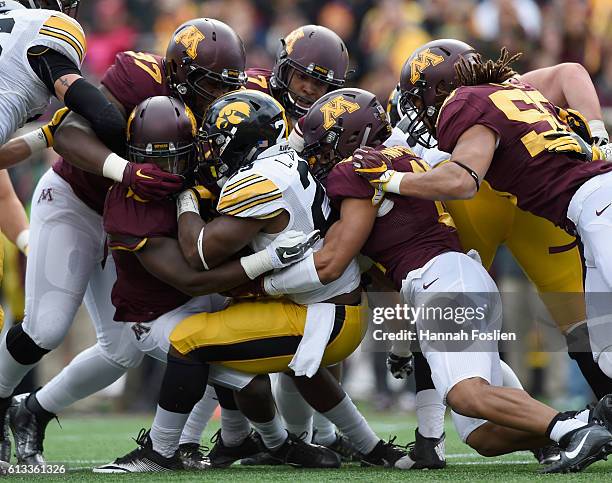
[29,9,86,66]
[245,67,273,94]
[327,156,373,201]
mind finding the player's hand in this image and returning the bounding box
[352,147,403,205]
[543,130,600,162]
[41,107,70,147]
[386,352,414,379]
[177,185,218,221]
[555,107,593,144]
[221,277,267,298]
[122,162,184,200]
[267,229,321,269]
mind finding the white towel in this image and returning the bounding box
[289,303,336,377]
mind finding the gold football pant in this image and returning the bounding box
[445,181,585,332]
[170,298,366,374]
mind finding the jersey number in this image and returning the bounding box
[125,51,162,84]
[489,88,565,157]
[297,160,333,234]
[248,75,268,90]
[0,18,15,58]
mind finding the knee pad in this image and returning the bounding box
[6,324,50,365]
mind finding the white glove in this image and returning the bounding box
[240,229,321,279]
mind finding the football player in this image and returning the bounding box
[0,18,247,466]
[356,41,612,472]
[298,86,612,473]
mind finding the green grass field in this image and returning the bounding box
[3,408,611,481]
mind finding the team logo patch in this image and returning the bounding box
[410,49,445,84]
[131,323,151,341]
[215,101,251,129]
[320,95,360,130]
[174,25,205,60]
[37,188,53,203]
[284,28,304,55]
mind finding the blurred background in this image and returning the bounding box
[3,0,611,415]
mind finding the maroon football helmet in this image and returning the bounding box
[271,25,349,119]
[127,96,198,177]
[165,18,247,119]
[301,88,392,181]
[399,39,477,148]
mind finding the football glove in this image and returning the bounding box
[543,130,603,161]
[352,147,404,205]
[555,107,593,144]
[122,162,184,200]
[387,352,414,379]
[41,107,70,147]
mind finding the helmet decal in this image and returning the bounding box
[320,95,360,130]
[215,101,251,129]
[174,25,206,60]
[284,27,304,55]
[410,49,445,84]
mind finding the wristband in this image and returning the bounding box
[177,190,199,220]
[240,250,274,280]
[16,229,30,255]
[588,120,609,145]
[22,128,49,152]
[102,153,129,182]
[263,254,323,295]
[383,171,406,194]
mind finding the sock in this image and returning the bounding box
[566,324,612,399]
[500,360,523,389]
[0,334,37,398]
[249,412,287,451]
[220,408,251,447]
[179,385,218,446]
[546,413,588,444]
[415,389,445,438]
[575,408,591,423]
[26,393,55,426]
[274,373,313,439]
[151,406,190,458]
[312,412,336,446]
[36,344,126,414]
[323,395,379,455]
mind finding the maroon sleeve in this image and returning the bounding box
[101,51,170,114]
[326,159,375,202]
[103,184,177,251]
[436,87,502,154]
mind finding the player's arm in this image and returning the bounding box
[0,170,29,254]
[314,198,377,283]
[354,128,496,201]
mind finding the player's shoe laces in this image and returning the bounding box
[178,443,211,470]
[590,394,612,432]
[319,431,362,462]
[361,436,413,469]
[8,393,52,465]
[540,423,612,474]
[0,399,10,464]
[404,429,446,469]
[208,429,263,468]
[93,428,182,473]
[532,444,561,465]
[270,432,341,468]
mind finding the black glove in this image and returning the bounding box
[386,352,414,379]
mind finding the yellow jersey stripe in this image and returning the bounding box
[222,177,274,197]
[219,187,282,214]
[225,193,283,216]
[109,238,148,252]
[224,173,263,192]
[218,179,279,212]
[39,29,84,62]
[43,14,86,53]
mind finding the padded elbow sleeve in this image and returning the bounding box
[63,78,127,156]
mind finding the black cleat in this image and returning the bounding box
[93,428,182,473]
[321,432,362,462]
[532,444,561,465]
[8,394,51,465]
[541,423,612,474]
[240,451,282,466]
[405,429,446,469]
[178,443,211,470]
[270,432,341,468]
[0,399,10,464]
[208,429,263,468]
[361,437,413,469]
[591,394,612,432]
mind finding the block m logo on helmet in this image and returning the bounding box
[410,49,445,84]
[320,95,360,130]
[215,101,251,129]
[174,25,205,60]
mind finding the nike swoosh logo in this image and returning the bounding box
[596,203,611,216]
[136,169,154,180]
[423,278,439,290]
[565,431,590,459]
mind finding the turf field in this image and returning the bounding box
[3,408,611,481]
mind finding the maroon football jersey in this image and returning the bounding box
[436,82,612,230]
[326,146,463,290]
[103,184,190,322]
[245,67,274,95]
[53,51,171,215]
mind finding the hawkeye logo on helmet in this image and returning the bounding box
[320,95,360,130]
[175,25,205,60]
[284,28,304,55]
[410,49,445,84]
[215,101,251,129]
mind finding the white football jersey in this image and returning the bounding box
[0,8,86,144]
[217,142,361,304]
